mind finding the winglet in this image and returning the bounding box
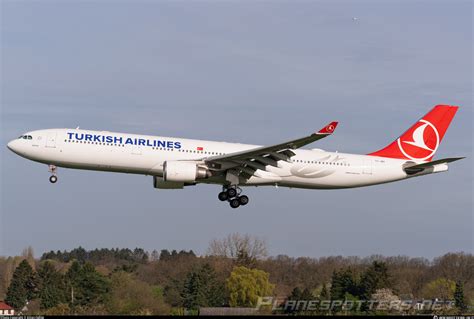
[317,122,338,134]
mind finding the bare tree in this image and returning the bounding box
[207,233,268,260]
[22,246,35,270]
[433,252,474,284]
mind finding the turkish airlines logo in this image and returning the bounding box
[397,119,439,161]
[327,125,335,132]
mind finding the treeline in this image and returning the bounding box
[41,247,196,264]
[41,247,150,264]
[0,234,472,315]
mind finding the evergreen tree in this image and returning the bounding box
[319,283,331,315]
[454,280,467,313]
[286,287,314,314]
[359,261,390,312]
[38,261,67,309]
[360,261,389,299]
[5,260,37,310]
[182,264,225,310]
[160,250,171,261]
[236,249,257,268]
[285,287,302,314]
[330,268,359,313]
[182,272,203,310]
[301,288,314,300]
[320,283,330,301]
[330,268,359,301]
[284,287,302,314]
[289,287,302,300]
[66,261,109,306]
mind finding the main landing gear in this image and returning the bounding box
[48,165,58,184]
[218,186,249,209]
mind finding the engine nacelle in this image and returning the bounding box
[163,161,210,182]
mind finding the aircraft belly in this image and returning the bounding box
[245,163,408,189]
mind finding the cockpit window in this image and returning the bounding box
[19,135,32,140]
[18,135,23,139]
[28,135,32,140]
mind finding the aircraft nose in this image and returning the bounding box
[7,139,19,153]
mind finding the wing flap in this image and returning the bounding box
[205,121,338,165]
[203,121,338,181]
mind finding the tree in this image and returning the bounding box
[181,264,225,310]
[359,261,390,301]
[150,250,160,262]
[5,260,37,310]
[37,261,67,309]
[371,288,400,313]
[236,249,257,268]
[43,303,71,315]
[422,278,455,300]
[301,288,314,301]
[285,287,302,314]
[132,248,148,263]
[208,233,267,260]
[286,287,315,314]
[433,253,474,285]
[106,271,169,315]
[226,266,274,307]
[159,250,171,261]
[454,281,467,313]
[289,287,302,300]
[21,246,35,270]
[320,283,330,300]
[330,268,359,301]
[66,261,109,306]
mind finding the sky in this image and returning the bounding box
[1,0,472,259]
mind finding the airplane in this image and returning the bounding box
[7,104,464,209]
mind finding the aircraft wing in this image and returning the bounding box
[203,122,338,179]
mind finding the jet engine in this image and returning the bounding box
[163,161,211,182]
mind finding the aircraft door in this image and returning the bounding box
[46,132,57,148]
[32,135,43,147]
[362,159,372,175]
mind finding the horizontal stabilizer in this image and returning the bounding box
[404,157,464,174]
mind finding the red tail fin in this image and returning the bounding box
[368,105,459,161]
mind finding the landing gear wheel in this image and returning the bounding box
[218,191,228,201]
[48,165,58,184]
[239,195,249,206]
[227,188,237,198]
[229,198,241,208]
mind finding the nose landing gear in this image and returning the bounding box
[48,165,58,184]
[218,186,249,209]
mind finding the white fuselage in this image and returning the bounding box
[7,128,429,189]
